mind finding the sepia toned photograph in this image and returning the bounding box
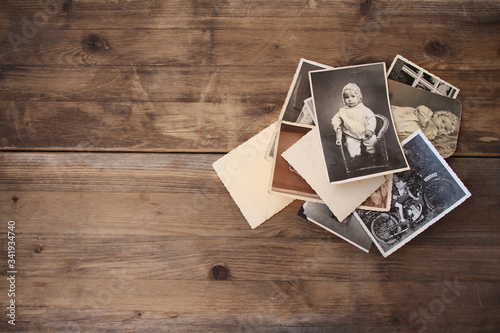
[354,130,471,258]
[388,79,463,158]
[265,58,332,160]
[298,202,372,253]
[358,174,393,212]
[269,121,321,202]
[387,54,460,98]
[309,63,409,184]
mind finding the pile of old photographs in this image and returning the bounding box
[213,55,470,257]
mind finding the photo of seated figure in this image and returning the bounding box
[309,63,409,184]
[332,83,390,171]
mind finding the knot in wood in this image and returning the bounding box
[359,0,374,17]
[12,196,19,203]
[82,34,110,55]
[210,264,231,280]
[425,40,449,58]
[62,0,72,13]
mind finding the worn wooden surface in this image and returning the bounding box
[0,0,499,332]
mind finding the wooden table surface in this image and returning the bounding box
[0,0,499,332]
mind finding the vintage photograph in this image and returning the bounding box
[303,97,317,125]
[309,63,409,183]
[265,58,332,160]
[354,130,471,257]
[358,174,393,212]
[387,54,460,98]
[388,79,463,158]
[269,121,321,202]
[298,202,373,253]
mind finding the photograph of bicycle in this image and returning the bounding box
[354,130,471,257]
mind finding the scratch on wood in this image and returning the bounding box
[72,67,121,96]
[476,283,482,307]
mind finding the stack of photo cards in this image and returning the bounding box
[213,56,470,257]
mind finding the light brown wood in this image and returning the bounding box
[0,0,499,331]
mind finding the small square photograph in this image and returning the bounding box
[309,63,409,184]
[269,121,322,202]
[358,174,393,212]
[354,130,471,258]
[298,202,372,253]
[388,79,462,158]
[387,55,460,98]
[265,58,332,160]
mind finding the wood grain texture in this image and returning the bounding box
[0,0,499,331]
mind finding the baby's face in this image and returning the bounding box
[343,90,360,107]
[433,115,454,135]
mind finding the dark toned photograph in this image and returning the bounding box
[298,202,372,253]
[310,63,409,183]
[387,54,460,98]
[354,131,471,257]
[388,79,463,158]
[265,58,331,160]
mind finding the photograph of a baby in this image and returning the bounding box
[310,63,409,184]
[332,83,381,170]
[388,79,462,158]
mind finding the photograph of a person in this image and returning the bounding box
[265,58,331,160]
[388,79,463,158]
[354,130,471,258]
[298,202,372,253]
[309,63,409,183]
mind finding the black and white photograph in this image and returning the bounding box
[387,54,460,98]
[354,130,471,258]
[303,97,316,125]
[265,58,331,160]
[298,202,373,253]
[388,79,463,158]
[309,63,409,184]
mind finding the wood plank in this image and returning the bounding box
[0,23,498,69]
[0,233,498,281]
[0,277,497,332]
[0,101,278,152]
[0,0,499,31]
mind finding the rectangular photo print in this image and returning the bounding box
[265,58,332,161]
[387,54,460,98]
[388,79,463,158]
[354,130,471,258]
[309,63,409,184]
[298,202,372,253]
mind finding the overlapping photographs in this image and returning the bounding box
[298,202,372,253]
[387,54,460,98]
[265,59,331,161]
[309,63,409,184]
[354,130,471,257]
[388,79,462,158]
[269,121,321,202]
[358,174,393,212]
